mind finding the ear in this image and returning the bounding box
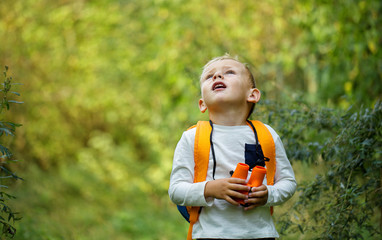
[247,88,261,103]
[198,99,207,113]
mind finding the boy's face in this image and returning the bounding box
[199,59,260,114]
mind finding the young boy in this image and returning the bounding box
[168,55,296,239]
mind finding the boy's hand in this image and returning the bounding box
[243,184,268,211]
[204,178,250,206]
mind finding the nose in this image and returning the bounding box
[213,72,223,80]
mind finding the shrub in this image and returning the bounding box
[0,66,23,238]
[260,100,382,239]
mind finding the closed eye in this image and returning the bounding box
[225,70,235,74]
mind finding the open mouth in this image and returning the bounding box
[212,82,226,91]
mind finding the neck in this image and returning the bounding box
[208,108,248,126]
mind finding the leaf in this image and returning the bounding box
[2,122,22,128]
[6,100,23,104]
[0,176,13,179]
[0,145,12,157]
[0,166,23,180]
[298,224,304,234]
[0,127,14,136]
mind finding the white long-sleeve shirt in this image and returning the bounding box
[169,123,296,239]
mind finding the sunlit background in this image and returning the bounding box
[0,0,381,239]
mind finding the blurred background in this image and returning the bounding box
[0,0,381,239]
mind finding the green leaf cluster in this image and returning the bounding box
[267,100,382,239]
[0,66,23,239]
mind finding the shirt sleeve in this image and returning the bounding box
[168,130,214,207]
[264,126,297,206]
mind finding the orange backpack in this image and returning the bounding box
[177,120,276,240]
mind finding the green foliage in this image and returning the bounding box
[1,0,380,169]
[0,0,381,239]
[0,67,23,239]
[10,164,187,240]
[264,100,382,239]
[292,0,382,106]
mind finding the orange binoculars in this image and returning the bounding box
[231,163,267,205]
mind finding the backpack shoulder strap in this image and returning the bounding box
[187,121,211,240]
[193,121,211,183]
[249,120,276,216]
[249,120,276,185]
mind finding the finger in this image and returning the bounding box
[225,196,240,206]
[244,204,257,211]
[227,189,249,200]
[229,178,248,185]
[248,190,267,198]
[230,183,250,192]
[243,201,265,211]
[246,191,268,202]
[243,197,266,211]
[251,185,267,192]
[244,197,262,205]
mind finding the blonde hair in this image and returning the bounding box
[200,54,256,89]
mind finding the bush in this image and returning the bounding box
[259,100,382,239]
[0,66,23,238]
